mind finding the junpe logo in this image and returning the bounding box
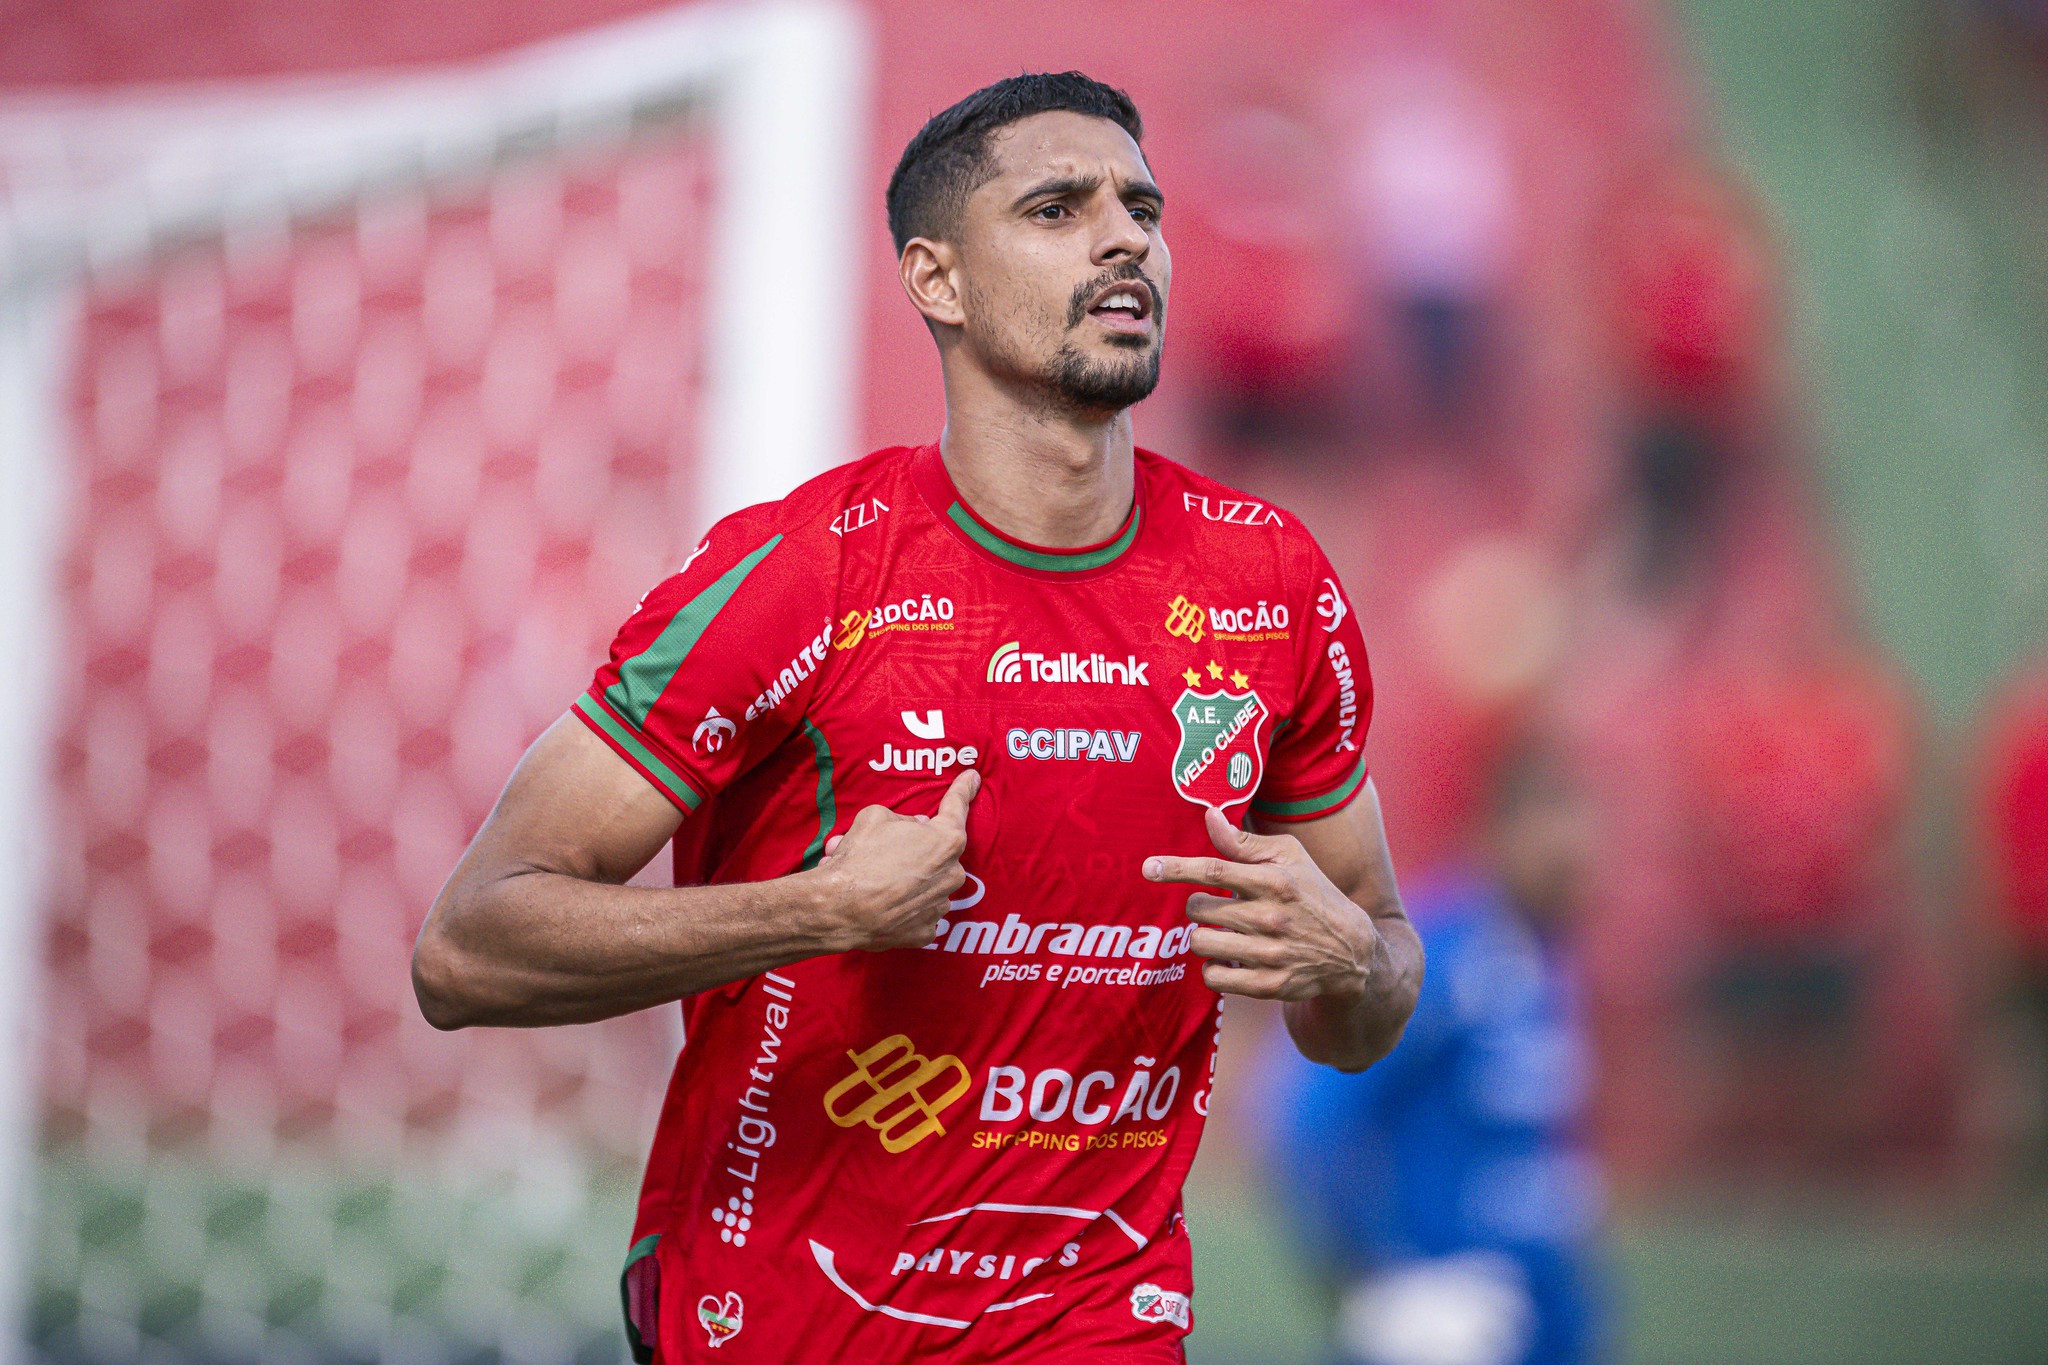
[871,710,976,774]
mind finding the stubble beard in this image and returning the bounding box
[968,269,1165,415]
[1044,266,1164,412]
[1044,335,1162,413]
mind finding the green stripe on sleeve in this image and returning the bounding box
[946,502,1140,572]
[619,1233,661,1365]
[797,719,836,870]
[622,1233,660,1271]
[605,534,781,727]
[1251,755,1366,820]
[574,695,702,811]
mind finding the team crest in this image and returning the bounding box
[1129,1281,1192,1329]
[1169,683,1269,811]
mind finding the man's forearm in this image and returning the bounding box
[414,867,844,1030]
[1283,908,1423,1072]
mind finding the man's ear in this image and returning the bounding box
[899,237,967,330]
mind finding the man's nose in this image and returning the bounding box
[1092,201,1151,264]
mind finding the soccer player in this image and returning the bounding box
[412,72,1423,1363]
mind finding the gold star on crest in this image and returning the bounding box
[1181,667,1201,687]
[1206,660,1224,680]
[1230,669,1249,689]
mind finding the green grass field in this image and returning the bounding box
[32,1150,2048,1362]
[1181,1176,2048,1365]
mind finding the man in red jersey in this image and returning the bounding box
[413,73,1423,1363]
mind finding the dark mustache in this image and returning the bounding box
[1067,265,1161,328]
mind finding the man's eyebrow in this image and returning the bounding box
[1008,174,1167,211]
[1009,174,1101,210]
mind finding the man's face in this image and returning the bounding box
[951,110,1170,412]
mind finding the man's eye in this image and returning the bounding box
[1033,203,1069,221]
[1129,204,1158,225]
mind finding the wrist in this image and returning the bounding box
[1326,905,1381,1002]
[790,864,861,955]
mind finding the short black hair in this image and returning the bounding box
[886,72,1144,253]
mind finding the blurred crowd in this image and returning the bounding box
[1154,2,2048,1361]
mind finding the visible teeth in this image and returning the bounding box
[1099,292,1141,313]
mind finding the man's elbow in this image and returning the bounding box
[412,915,492,1031]
[412,939,468,1031]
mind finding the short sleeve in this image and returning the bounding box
[1251,540,1371,823]
[572,509,839,814]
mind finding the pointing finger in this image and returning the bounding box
[1143,854,1276,897]
[1200,962,1293,999]
[1184,891,1271,935]
[1188,925,1290,967]
[931,767,981,830]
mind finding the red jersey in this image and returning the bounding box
[575,444,1373,1363]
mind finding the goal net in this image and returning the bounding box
[0,5,865,1361]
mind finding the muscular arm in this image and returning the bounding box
[411,715,975,1030]
[1145,780,1423,1072]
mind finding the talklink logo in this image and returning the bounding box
[986,642,1149,686]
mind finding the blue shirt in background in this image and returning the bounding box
[1262,867,1606,1364]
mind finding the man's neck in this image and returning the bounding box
[936,368,1136,549]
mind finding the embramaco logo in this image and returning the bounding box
[986,641,1149,686]
[928,913,1193,963]
[925,905,1195,989]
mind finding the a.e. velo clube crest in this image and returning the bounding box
[1168,672,1269,811]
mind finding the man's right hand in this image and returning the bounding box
[809,768,980,952]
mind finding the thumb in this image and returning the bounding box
[1205,804,1284,862]
[931,767,982,830]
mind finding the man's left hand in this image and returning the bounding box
[1143,806,1382,1001]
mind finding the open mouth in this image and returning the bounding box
[1084,279,1155,334]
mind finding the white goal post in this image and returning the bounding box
[0,4,867,1357]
